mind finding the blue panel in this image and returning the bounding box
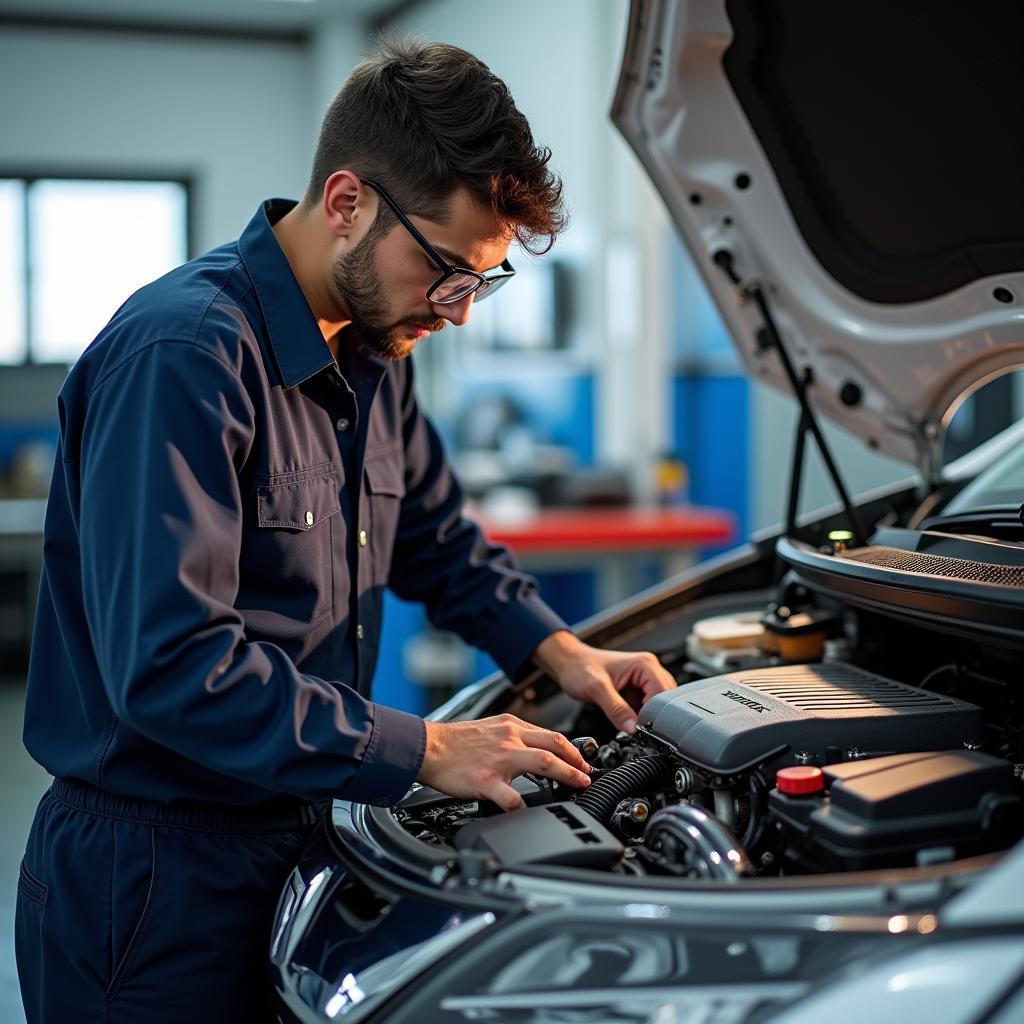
[673,374,749,554]
[531,570,597,626]
[374,592,430,716]
[0,426,58,474]
[668,233,750,556]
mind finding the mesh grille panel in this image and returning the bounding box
[842,545,1024,587]
[741,664,955,711]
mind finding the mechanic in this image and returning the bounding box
[16,38,675,1023]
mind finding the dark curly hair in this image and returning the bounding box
[305,37,567,255]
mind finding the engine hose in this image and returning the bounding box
[575,755,674,824]
[645,804,754,883]
[741,771,768,850]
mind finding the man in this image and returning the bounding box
[16,38,675,1022]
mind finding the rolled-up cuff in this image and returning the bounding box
[481,592,569,680]
[341,703,426,807]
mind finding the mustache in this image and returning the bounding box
[404,316,446,333]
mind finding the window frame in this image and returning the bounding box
[0,168,194,365]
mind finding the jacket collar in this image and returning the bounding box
[238,198,335,389]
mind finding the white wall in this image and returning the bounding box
[0,25,318,253]
[309,15,365,146]
[376,0,675,500]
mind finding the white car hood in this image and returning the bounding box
[612,0,1024,478]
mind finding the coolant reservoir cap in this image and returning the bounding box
[776,765,825,795]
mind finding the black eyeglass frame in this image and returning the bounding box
[359,177,516,304]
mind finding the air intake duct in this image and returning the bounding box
[575,755,674,824]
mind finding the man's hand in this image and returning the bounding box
[417,714,592,812]
[533,630,676,734]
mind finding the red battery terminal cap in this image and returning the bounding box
[776,765,825,795]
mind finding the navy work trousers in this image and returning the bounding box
[16,778,316,1022]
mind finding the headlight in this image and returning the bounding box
[381,908,924,1024]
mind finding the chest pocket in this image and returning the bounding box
[241,466,340,627]
[364,450,405,584]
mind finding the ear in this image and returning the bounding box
[322,170,375,241]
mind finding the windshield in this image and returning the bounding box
[944,442,1024,515]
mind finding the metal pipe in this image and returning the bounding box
[645,804,754,882]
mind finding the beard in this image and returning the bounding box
[331,232,445,361]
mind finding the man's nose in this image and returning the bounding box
[433,293,474,327]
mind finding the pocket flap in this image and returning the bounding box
[364,455,405,498]
[257,470,340,530]
[18,860,47,905]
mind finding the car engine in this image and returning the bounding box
[393,579,1024,882]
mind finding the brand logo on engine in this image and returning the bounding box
[722,689,771,714]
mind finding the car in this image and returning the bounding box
[270,2,1024,1021]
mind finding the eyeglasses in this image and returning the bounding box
[360,178,516,304]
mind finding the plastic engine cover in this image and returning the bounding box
[768,750,1022,871]
[454,803,623,868]
[639,663,983,775]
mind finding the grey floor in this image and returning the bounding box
[0,680,51,1024]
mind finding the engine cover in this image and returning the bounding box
[639,663,984,775]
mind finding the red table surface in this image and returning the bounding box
[474,505,737,555]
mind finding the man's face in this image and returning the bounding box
[331,186,511,361]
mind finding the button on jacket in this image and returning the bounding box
[24,199,568,808]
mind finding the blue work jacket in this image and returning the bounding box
[23,199,567,808]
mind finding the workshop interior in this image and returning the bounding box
[3,1,1024,1022]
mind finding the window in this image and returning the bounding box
[0,180,25,364]
[0,176,189,365]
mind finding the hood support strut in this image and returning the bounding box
[713,250,868,546]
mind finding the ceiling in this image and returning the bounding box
[0,0,413,35]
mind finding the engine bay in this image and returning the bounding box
[393,523,1024,883]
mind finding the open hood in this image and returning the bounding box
[612,0,1024,479]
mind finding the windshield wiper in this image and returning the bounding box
[919,505,1024,541]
